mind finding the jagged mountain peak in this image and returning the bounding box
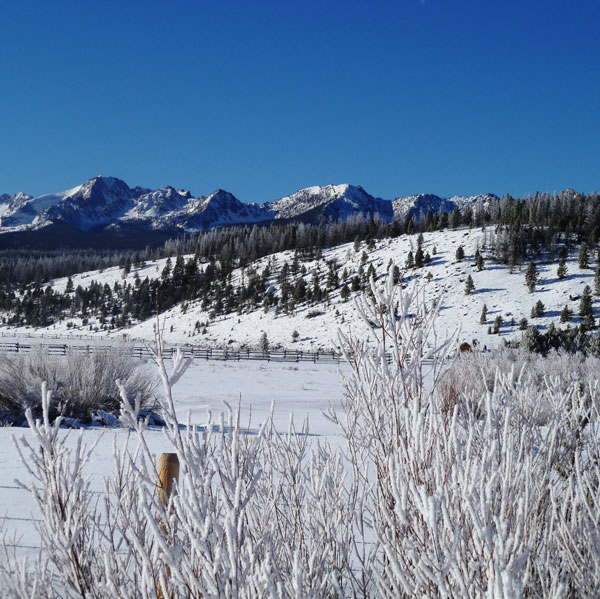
[270,183,386,221]
[0,175,499,238]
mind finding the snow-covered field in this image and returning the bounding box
[0,357,347,558]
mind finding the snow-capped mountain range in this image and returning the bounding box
[0,176,498,235]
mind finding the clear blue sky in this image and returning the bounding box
[1,0,598,202]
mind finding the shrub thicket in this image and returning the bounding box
[0,346,156,420]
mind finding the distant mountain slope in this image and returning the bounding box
[0,176,496,241]
[1,225,591,355]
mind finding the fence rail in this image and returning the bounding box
[0,341,347,364]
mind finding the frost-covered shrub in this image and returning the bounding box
[0,346,156,420]
[440,345,600,407]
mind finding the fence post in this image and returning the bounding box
[158,452,179,505]
[157,452,179,599]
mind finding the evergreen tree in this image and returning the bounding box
[405,251,414,269]
[580,284,593,319]
[559,245,568,261]
[519,318,528,330]
[414,246,424,268]
[340,284,351,302]
[455,245,465,262]
[366,264,376,283]
[480,304,488,325]
[557,258,568,280]
[531,300,545,318]
[259,331,269,352]
[464,275,475,295]
[525,262,538,293]
[326,261,339,290]
[311,271,322,303]
[560,305,573,323]
[161,257,172,281]
[475,249,484,271]
[579,242,589,269]
[449,207,461,229]
[594,265,600,296]
[582,313,596,332]
[493,315,503,334]
[522,326,543,353]
[589,331,600,356]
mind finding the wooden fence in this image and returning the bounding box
[0,341,346,364]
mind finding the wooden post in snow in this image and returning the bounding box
[158,452,179,504]
[157,453,179,599]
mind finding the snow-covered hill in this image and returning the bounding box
[0,176,494,236]
[1,226,592,353]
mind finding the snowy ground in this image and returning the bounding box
[0,226,591,352]
[0,357,347,558]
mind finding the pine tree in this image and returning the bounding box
[292,329,299,343]
[582,313,596,332]
[464,275,475,295]
[559,245,568,261]
[560,305,573,322]
[480,304,488,325]
[579,242,589,269]
[590,331,600,356]
[449,207,461,229]
[557,258,568,280]
[525,262,538,293]
[161,257,172,281]
[367,264,376,283]
[326,261,339,290]
[580,284,593,319]
[455,245,465,262]
[340,284,351,302]
[475,249,484,271]
[405,251,414,269]
[414,247,424,268]
[259,331,269,352]
[531,300,545,318]
[519,318,528,330]
[493,315,503,334]
[594,265,600,296]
